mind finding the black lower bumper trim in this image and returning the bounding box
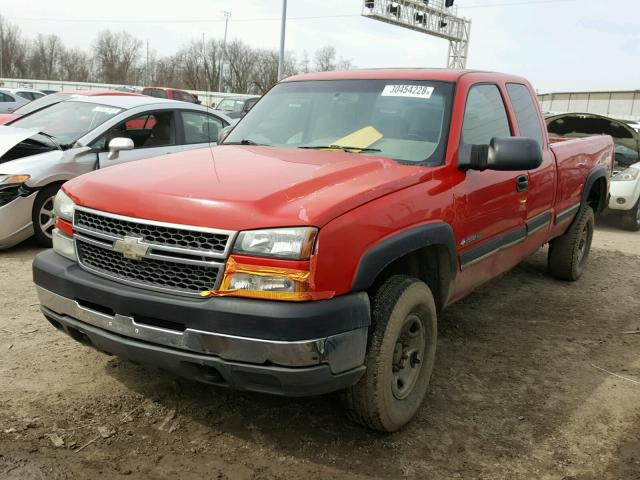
[43,310,365,397]
[33,250,370,341]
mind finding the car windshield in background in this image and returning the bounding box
[225,79,454,165]
[12,92,73,116]
[217,98,245,112]
[10,101,124,146]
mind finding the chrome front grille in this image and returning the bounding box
[73,207,235,296]
[75,209,229,254]
[76,241,220,295]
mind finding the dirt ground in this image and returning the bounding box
[0,217,639,480]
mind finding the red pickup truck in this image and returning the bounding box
[33,69,614,432]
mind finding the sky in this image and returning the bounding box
[2,0,639,93]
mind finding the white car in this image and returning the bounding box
[0,95,234,248]
[609,161,640,231]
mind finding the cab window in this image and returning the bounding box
[92,111,176,150]
[461,84,511,145]
[506,83,545,147]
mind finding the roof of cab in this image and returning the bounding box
[282,68,494,83]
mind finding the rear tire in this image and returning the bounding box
[32,184,62,248]
[618,199,640,232]
[548,206,594,281]
[341,275,437,432]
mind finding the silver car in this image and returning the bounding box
[0,89,32,114]
[0,95,234,248]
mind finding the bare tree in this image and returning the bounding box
[29,34,63,80]
[0,15,29,78]
[314,45,336,72]
[59,47,92,82]
[299,50,311,74]
[224,40,258,94]
[93,30,142,84]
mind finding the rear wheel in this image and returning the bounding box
[32,184,62,247]
[548,206,594,281]
[618,199,640,232]
[341,275,437,432]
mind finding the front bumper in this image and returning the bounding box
[608,180,640,211]
[0,193,36,249]
[33,250,370,396]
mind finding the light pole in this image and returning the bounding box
[217,11,230,93]
[277,0,287,81]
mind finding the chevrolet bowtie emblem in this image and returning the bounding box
[113,236,150,261]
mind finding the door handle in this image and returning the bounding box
[516,175,528,192]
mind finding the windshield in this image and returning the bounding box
[13,92,73,116]
[217,98,245,112]
[10,100,124,146]
[225,79,454,164]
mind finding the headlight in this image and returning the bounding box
[0,174,30,185]
[233,227,317,260]
[53,189,75,221]
[612,167,640,182]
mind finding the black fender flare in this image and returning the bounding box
[581,165,609,214]
[350,222,457,292]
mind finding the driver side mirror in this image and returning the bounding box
[218,126,233,144]
[107,137,134,160]
[458,137,543,171]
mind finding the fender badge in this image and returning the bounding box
[460,233,481,246]
[113,236,150,261]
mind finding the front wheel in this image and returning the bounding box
[341,275,437,432]
[618,199,640,232]
[32,184,62,247]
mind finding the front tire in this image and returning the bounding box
[342,275,437,432]
[548,205,595,281]
[32,184,62,247]
[618,198,640,232]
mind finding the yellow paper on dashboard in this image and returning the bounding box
[333,126,382,150]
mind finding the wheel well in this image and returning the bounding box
[368,245,453,312]
[586,176,607,215]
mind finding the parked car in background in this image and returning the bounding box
[33,69,613,432]
[0,90,143,125]
[546,112,640,230]
[0,89,31,114]
[213,95,260,119]
[142,87,200,104]
[0,95,233,249]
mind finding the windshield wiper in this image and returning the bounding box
[223,139,265,146]
[299,145,381,153]
[35,131,62,148]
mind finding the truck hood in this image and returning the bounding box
[65,145,429,230]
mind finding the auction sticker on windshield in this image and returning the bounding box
[381,85,434,99]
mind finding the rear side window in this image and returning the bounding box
[506,83,544,147]
[143,88,168,99]
[0,92,13,102]
[461,84,511,145]
[181,111,224,144]
[17,91,33,100]
[182,92,198,103]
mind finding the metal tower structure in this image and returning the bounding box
[361,0,471,69]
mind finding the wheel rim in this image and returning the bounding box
[39,196,56,239]
[391,313,426,400]
[576,222,590,264]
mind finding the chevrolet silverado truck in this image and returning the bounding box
[33,70,614,432]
